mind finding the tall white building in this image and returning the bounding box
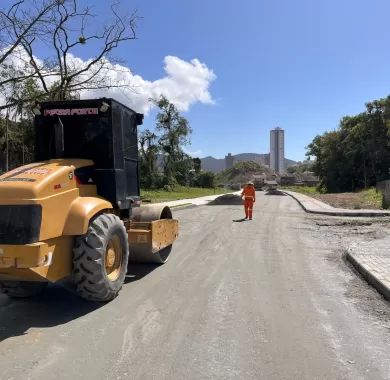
[225,153,234,170]
[270,127,285,174]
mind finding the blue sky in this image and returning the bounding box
[17,0,390,160]
[126,0,390,161]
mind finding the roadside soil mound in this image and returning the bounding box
[208,194,243,205]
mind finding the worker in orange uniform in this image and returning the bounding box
[241,181,256,220]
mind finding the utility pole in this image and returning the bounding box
[19,106,24,165]
[5,108,9,172]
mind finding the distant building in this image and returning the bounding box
[270,127,285,174]
[225,153,234,170]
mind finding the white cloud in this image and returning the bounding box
[80,55,216,115]
[1,47,216,116]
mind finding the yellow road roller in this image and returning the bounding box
[0,98,178,301]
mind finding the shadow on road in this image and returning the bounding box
[0,283,102,343]
[0,264,160,343]
[208,194,243,206]
[233,218,247,222]
[125,263,159,284]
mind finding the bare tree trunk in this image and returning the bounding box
[20,112,24,165]
[5,111,9,172]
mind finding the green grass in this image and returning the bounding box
[141,186,229,203]
[361,187,384,209]
[282,185,385,209]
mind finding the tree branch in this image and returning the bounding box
[0,0,58,65]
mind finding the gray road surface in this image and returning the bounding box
[0,192,389,380]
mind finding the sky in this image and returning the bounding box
[7,0,390,161]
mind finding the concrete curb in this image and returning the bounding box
[283,190,390,217]
[345,250,390,302]
[145,191,242,211]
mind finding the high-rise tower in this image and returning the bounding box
[225,153,234,170]
[270,127,285,174]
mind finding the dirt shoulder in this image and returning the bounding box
[282,186,384,210]
[310,192,379,209]
[307,213,390,327]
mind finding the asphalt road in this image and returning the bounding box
[0,192,389,380]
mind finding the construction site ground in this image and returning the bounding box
[0,192,389,380]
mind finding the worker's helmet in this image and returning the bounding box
[246,181,254,186]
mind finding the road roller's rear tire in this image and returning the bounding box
[72,213,129,302]
[0,281,47,298]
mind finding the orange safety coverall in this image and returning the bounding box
[241,185,256,219]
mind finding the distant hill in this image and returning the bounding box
[201,153,297,173]
[200,156,223,173]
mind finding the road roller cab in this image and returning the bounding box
[0,98,179,302]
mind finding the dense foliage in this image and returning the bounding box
[0,117,34,172]
[193,171,215,188]
[307,96,390,192]
[139,96,213,189]
[287,160,314,174]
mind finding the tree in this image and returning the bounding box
[139,129,159,188]
[138,96,196,189]
[306,131,344,192]
[0,0,139,110]
[0,0,140,172]
[195,171,215,188]
[287,160,314,174]
[0,0,60,102]
[171,157,193,186]
[306,96,390,192]
[0,115,34,172]
[193,157,201,173]
[0,76,42,172]
[0,0,58,65]
[153,95,192,185]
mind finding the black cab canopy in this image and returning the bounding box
[34,98,143,209]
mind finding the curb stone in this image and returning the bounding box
[345,248,390,302]
[145,191,242,211]
[284,190,390,298]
